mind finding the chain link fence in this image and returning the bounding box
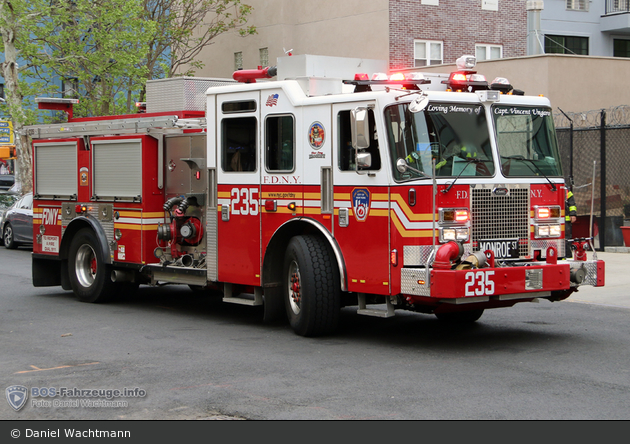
[555,106,630,248]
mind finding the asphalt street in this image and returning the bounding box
[0,247,628,421]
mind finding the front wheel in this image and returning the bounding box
[3,223,16,249]
[68,228,114,303]
[283,235,340,337]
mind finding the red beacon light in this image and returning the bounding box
[354,73,369,81]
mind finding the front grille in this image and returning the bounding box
[471,185,530,259]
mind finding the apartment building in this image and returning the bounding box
[534,0,630,57]
[188,0,527,78]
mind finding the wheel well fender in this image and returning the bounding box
[262,218,347,292]
[60,217,112,265]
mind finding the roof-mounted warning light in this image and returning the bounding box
[456,55,477,70]
[135,102,147,113]
[35,97,79,120]
[233,66,278,83]
[445,71,489,92]
[344,72,430,92]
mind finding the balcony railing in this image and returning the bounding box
[606,0,630,14]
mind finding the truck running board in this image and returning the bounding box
[222,284,263,306]
[357,294,395,318]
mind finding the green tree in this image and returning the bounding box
[1,0,255,192]
[139,0,256,101]
[0,0,38,193]
[26,0,157,117]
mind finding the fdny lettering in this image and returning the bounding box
[530,189,543,198]
[456,190,468,200]
[231,187,259,216]
[42,208,59,226]
[262,176,300,184]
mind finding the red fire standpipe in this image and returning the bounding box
[433,241,465,270]
[233,66,278,83]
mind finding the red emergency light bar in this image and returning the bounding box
[233,66,278,83]
[35,97,79,120]
[343,72,431,93]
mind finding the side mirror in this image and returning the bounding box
[408,94,429,113]
[396,158,408,173]
[357,152,372,169]
[351,107,370,149]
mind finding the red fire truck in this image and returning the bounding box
[25,55,604,336]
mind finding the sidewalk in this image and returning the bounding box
[566,250,630,309]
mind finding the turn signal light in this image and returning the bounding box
[535,206,561,220]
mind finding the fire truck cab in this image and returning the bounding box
[26,55,604,336]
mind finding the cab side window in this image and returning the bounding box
[266,115,294,172]
[338,109,381,171]
[222,117,257,172]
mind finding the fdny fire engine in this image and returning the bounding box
[25,55,604,336]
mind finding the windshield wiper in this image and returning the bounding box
[442,158,492,194]
[501,155,557,191]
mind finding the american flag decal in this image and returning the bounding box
[266,93,279,107]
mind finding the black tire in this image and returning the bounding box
[68,228,114,303]
[3,223,16,249]
[283,235,340,337]
[435,309,484,323]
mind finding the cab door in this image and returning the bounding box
[259,89,304,257]
[332,102,391,295]
[216,92,261,287]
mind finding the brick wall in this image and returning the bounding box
[389,0,527,70]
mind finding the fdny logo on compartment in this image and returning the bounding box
[352,188,370,222]
[308,122,325,150]
[266,94,279,107]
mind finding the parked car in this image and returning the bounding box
[1,192,33,249]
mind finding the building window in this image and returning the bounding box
[566,0,588,11]
[475,44,503,61]
[544,35,589,55]
[481,0,499,11]
[259,47,269,68]
[414,40,443,67]
[614,39,630,58]
[234,52,243,71]
[421,0,438,5]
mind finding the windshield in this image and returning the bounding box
[385,102,494,181]
[493,105,563,177]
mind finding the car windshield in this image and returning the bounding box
[385,102,494,181]
[492,105,563,177]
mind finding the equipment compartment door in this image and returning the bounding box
[332,103,391,294]
[216,92,262,287]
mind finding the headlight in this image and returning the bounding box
[535,224,562,238]
[440,227,469,242]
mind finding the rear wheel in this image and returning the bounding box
[3,223,16,249]
[68,228,114,303]
[283,235,340,337]
[435,309,484,323]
